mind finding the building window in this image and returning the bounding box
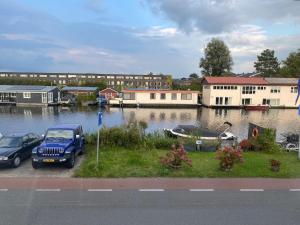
[264,98,280,106]
[123,93,135,100]
[242,98,251,105]
[270,86,280,93]
[160,93,166,100]
[225,97,232,105]
[213,86,216,89]
[242,86,256,94]
[291,86,298,93]
[48,92,53,102]
[23,92,31,99]
[215,97,223,105]
[204,85,210,89]
[258,86,266,90]
[171,93,177,100]
[150,93,156,99]
[181,93,192,100]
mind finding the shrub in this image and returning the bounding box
[269,159,281,172]
[239,139,253,151]
[84,132,97,145]
[160,144,192,169]
[251,128,280,153]
[216,147,243,171]
[145,132,179,149]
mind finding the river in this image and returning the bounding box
[0,105,299,140]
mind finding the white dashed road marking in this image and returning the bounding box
[289,189,300,192]
[240,189,264,192]
[36,189,61,192]
[189,189,214,192]
[0,189,8,192]
[87,189,113,192]
[139,189,165,192]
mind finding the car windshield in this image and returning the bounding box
[46,129,74,140]
[0,137,22,148]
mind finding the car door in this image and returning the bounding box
[27,133,39,157]
[21,135,31,159]
[74,129,81,153]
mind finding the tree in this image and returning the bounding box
[199,38,233,76]
[254,49,280,77]
[189,73,199,79]
[280,49,300,78]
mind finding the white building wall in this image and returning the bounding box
[202,84,298,108]
[123,91,199,105]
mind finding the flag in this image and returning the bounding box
[98,112,103,126]
[296,77,300,105]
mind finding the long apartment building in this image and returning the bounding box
[0,72,170,89]
[201,76,299,108]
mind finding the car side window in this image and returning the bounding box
[28,133,36,142]
[22,135,30,144]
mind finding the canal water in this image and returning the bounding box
[0,105,299,140]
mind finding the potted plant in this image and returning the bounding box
[269,159,281,172]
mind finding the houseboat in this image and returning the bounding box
[120,89,200,108]
[0,85,60,106]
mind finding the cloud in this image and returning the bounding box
[145,0,300,33]
[0,0,299,76]
[84,0,103,13]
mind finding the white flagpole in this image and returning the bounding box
[96,128,100,166]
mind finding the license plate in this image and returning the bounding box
[43,159,55,163]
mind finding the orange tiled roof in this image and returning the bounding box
[203,76,268,85]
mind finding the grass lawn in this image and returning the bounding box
[74,145,300,178]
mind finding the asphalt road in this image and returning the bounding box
[1,189,300,225]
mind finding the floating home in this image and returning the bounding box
[118,89,200,108]
[0,85,60,106]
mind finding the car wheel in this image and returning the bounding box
[12,155,21,168]
[32,161,39,169]
[66,152,75,169]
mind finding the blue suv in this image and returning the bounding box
[32,124,85,169]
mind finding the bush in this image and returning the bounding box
[98,125,143,148]
[251,128,280,153]
[216,147,244,171]
[160,144,192,169]
[145,132,179,149]
[269,159,281,172]
[239,139,253,151]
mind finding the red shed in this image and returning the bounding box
[99,88,119,100]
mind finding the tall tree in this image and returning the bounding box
[254,49,280,77]
[189,73,199,79]
[199,38,233,76]
[280,49,300,78]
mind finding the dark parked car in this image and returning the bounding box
[32,124,85,169]
[0,133,41,168]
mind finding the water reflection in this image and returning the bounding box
[0,105,299,140]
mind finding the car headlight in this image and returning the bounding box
[0,156,8,161]
[59,148,65,154]
[38,147,44,154]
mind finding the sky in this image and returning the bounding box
[0,0,299,77]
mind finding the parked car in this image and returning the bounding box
[0,133,2,139]
[0,133,41,168]
[32,124,85,169]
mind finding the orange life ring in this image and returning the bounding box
[252,127,259,138]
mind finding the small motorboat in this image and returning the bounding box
[163,122,236,141]
[244,105,269,111]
